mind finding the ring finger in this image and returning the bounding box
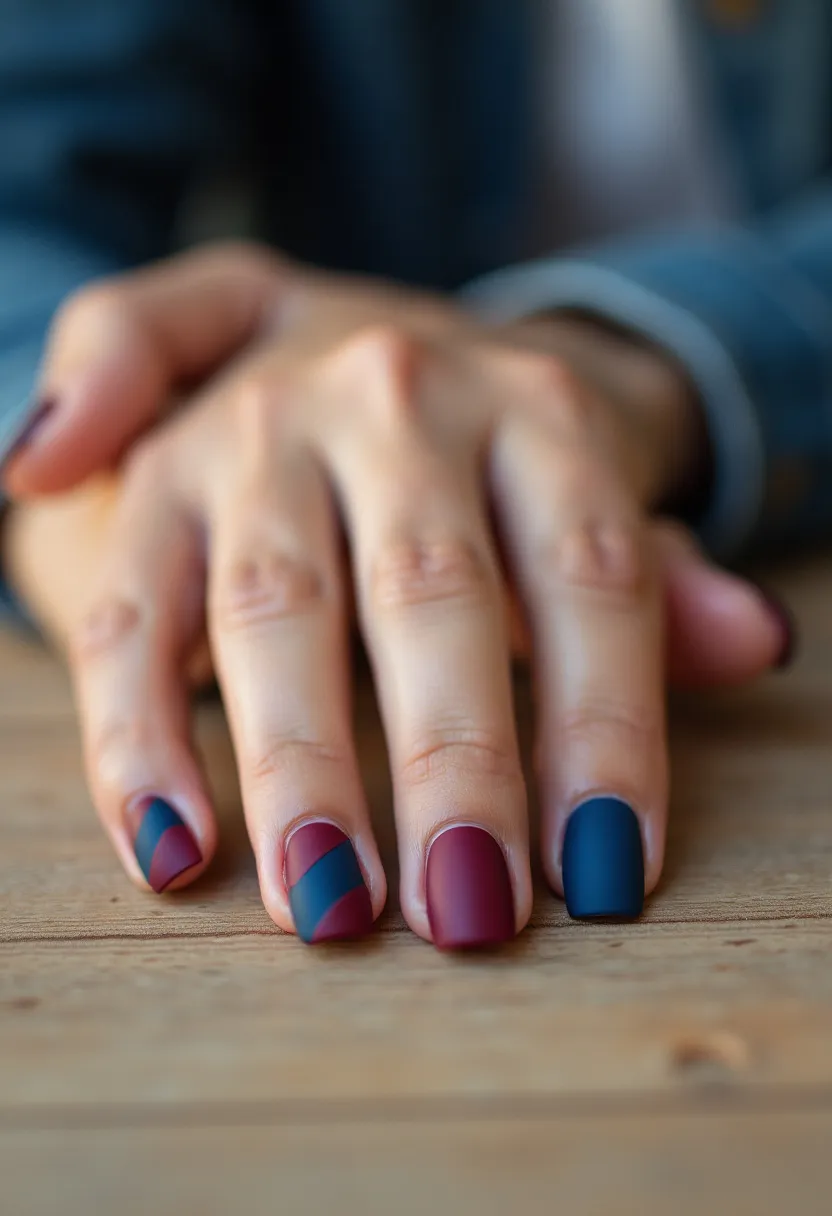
[491,416,666,919]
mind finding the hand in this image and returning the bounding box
[2,246,791,945]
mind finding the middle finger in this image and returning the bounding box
[325,412,530,948]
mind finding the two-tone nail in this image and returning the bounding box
[285,822,374,944]
[125,797,203,893]
[425,825,515,949]
[561,796,644,920]
[0,397,57,472]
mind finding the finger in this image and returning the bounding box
[204,437,384,942]
[323,337,530,948]
[492,416,666,920]
[504,524,796,683]
[68,452,216,892]
[656,522,796,686]
[1,243,290,496]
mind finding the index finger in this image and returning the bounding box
[1,243,291,496]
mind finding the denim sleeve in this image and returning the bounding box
[462,181,832,563]
[0,0,258,623]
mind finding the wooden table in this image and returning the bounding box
[2,557,832,1215]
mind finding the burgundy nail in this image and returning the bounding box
[756,586,797,669]
[0,397,57,469]
[426,825,515,950]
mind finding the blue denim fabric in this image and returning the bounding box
[0,0,831,626]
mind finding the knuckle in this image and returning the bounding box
[202,238,280,278]
[88,717,155,782]
[513,352,589,435]
[56,279,130,338]
[327,324,423,421]
[245,735,349,790]
[555,699,662,750]
[70,596,145,662]
[539,522,648,597]
[400,731,522,787]
[215,550,327,629]
[231,365,289,437]
[370,537,492,613]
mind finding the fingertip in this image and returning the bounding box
[665,554,789,686]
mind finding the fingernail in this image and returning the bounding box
[561,797,644,920]
[755,586,797,669]
[125,797,203,894]
[425,825,515,949]
[285,822,374,944]
[0,397,57,468]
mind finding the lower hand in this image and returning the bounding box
[3,247,791,945]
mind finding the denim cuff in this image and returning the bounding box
[462,227,832,561]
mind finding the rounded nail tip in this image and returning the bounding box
[150,856,203,895]
[300,884,375,944]
[430,924,517,951]
[306,922,374,945]
[563,897,644,922]
[144,823,204,893]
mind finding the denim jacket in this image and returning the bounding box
[1,0,831,608]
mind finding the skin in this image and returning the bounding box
[1,244,786,939]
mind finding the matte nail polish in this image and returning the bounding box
[0,397,56,469]
[426,825,515,950]
[756,586,797,669]
[285,822,373,944]
[126,797,203,893]
[561,797,644,920]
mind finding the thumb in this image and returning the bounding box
[0,243,292,497]
[655,522,795,688]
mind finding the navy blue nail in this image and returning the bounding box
[561,797,644,920]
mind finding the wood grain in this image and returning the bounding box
[3,1114,832,1216]
[1,557,831,1213]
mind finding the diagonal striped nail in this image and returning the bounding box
[125,797,203,893]
[285,822,374,944]
[0,397,57,471]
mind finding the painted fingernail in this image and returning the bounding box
[285,822,374,944]
[125,797,203,894]
[562,797,644,920]
[755,586,797,669]
[0,397,57,468]
[426,825,515,950]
